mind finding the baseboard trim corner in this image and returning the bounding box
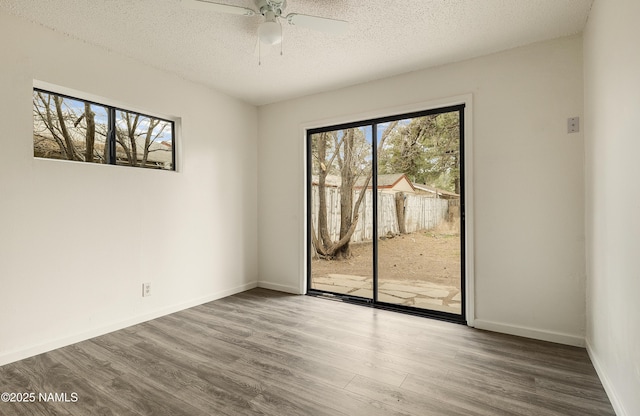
[473,319,585,347]
[586,340,627,416]
[257,281,302,294]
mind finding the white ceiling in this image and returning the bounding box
[1,0,593,106]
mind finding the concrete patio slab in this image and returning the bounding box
[378,293,410,304]
[379,283,454,298]
[414,297,443,306]
[311,275,463,316]
[418,303,461,314]
[311,283,354,295]
[328,274,370,281]
[323,277,371,289]
[379,289,416,299]
[413,281,457,289]
[419,288,451,299]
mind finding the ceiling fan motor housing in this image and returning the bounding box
[256,0,286,17]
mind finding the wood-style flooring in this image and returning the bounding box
[0,288,615,416]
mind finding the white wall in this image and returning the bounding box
[0,9,258,365]
[258,36,586,345]
[584,1,640,414]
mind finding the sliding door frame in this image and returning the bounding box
[306,103,468,324]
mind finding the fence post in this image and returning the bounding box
[395,192,406,234]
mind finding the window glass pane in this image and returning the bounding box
[310,126,374,299]
[377,112,462,314]
[33,91,108,164]
[115,110,173,170]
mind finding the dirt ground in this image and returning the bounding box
[311,220,461,289]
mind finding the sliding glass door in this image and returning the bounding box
[309,126,374,300]
[375,112,463,315]
[308,105,465,322]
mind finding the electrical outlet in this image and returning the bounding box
[568,117,579,133]
[142,282,151,297]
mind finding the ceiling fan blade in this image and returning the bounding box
[285,13,348,35]
[182,0,256,16]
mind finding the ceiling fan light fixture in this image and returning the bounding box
[184,0,349,53]
[258,20,282,45]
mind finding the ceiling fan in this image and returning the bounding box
[183,0,348,46]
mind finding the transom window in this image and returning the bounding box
[33,88,175,171]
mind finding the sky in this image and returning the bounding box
[34,91,173,144]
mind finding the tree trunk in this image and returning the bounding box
[337,130,355,258]
[128,113,139,166]
[36,93,66,157]
[116,130,132,164]
[328,175,370,257]
[84,103,95,162]
[313,123,396,259]
[316,133,333,251]
[54,96,76,160]
[141,119,160,168]
[395,192,406,234]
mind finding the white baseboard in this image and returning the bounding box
[473,319,585,347]
[212,280,258,299]
[257,280,302,294]
[0,281,258,367]
[586,340,627,416]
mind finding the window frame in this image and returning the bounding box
[33,87,176,171]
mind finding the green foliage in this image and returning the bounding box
[378,112,460,194]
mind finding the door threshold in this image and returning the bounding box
[307,290,466,325]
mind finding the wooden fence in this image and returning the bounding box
[310,185,450,244]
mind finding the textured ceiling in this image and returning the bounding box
[0,0,593,105]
